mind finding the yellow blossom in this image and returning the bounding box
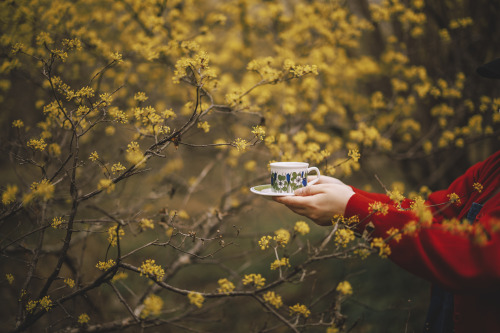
[410,198,433,227]
[111,272,128,282]
[139,259,165,281]
[258,235,273,250]
[270,257,290,270]
[327,326,340,333]
[386,227,402,242]
[472,182,483,193]
[289,303,311,318]
[64,278,75,288]
[354,248,372,260]
[139,218,154,230]
[24,179,54,203]
[26,300,38,313]
[334,228,355,247]
[263,291,283,309]
[6,273,14,285]
[371,237,391,258]
[111,162,126,174]
[78,313,90,324]
[98,178,115,194]
[134,91,148,102]
[51,217,64,228]
[188,292,205,308]
[197,121,210,133]
[251,125,266,140]
[336,281,353,295]
[39,296,52,311]
[348,148,361,162]
[294,221,310,235]
[388,190,405,204]
[368,201,389,216]
[96,259,116,271]
[2,184,18,205]
[233,138,248,152]
[48,143,61,156]
[274,228,290,247]
[447,193,461,206]
[27,138,47,151]
[217,278,235,294]
[12,119,24,128]
[107,225,124,246]
[242,274,266,288]
[89,151,99,162]
[141,295,163,318]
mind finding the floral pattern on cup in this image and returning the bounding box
[269,161,321,195]
[271,171,308,193]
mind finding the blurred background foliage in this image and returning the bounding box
[0,0,499,332]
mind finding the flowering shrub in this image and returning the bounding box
[0,0,498,332]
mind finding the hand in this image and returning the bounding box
[273,176,355,226]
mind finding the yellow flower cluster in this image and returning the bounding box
[89,151,99,162]
[107,225,124,246]
[27,138,47,151]
[2,184,18,205]
[348,148,361,162]
[251,125,266,140]
[24,179,54,203]
[386,227,402,243]
[12,119,24,128]
[472,182,483,193]
[293,221,310,235]
[368,201,389,216]
[388,190,405,205]
[78,313,90,324]
[188,292,205,308]
[370,237,391,258]
[139,259,165,281]
[141,295,163,318]
[6,273,14,285]
[327,326,340,333]
[125,141,144,166]
[447,193,462,206]
[274,228,290,247]
[26,296,52,313]
[334,228,355,247]
[289,303,311,318]
[258,235,273,250]
[111,162,126,174]
[270,257,290,270]
[263,291,283,309]
[242,274,266,288]
[64,278,75,288]
[441,218,490,246]
[410,198,433,227]
[217,278,235,294]
[336,280,353,295]
[111,272,128,282]
[233,138,248,152]
[197,121,210,133]
[96,259,116,271]
[97,178,115,193]
[139,218,155,230]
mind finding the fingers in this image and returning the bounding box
[294,184,326,196]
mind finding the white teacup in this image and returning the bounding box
[270,162,320,194]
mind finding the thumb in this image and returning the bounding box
[294,184,323,196]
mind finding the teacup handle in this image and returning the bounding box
[307,167,320,185]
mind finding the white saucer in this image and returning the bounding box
[250,184,296,196]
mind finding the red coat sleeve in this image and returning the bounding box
[344,150,500,292]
